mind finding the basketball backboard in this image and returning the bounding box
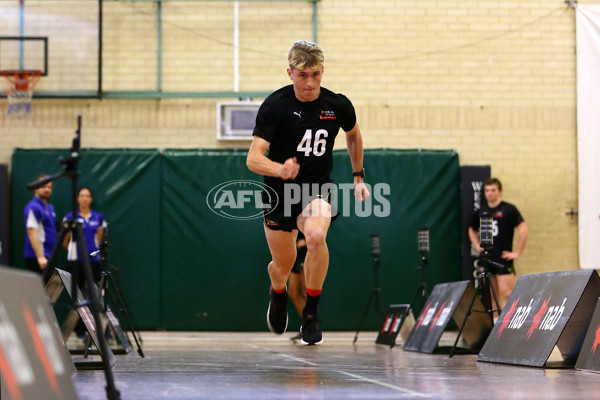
[0,0,100,97]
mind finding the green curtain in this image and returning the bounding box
[11,148,460,331]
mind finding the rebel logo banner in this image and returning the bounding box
[403,281,492,353]
[478,269,600,367]
[376,304,414,347]
[576,297,600,372]
[44,269,117,369]
[0,265,77,400]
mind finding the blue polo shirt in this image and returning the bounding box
[63,210,107,262]
[24,197,57,258]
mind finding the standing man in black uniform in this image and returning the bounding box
[468,178,528,317]
[247,40,369,345]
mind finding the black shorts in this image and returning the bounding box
[262,181,339,232]
[291,244,306,274]
[484,258,515,275]
[291,260,304,274]
[496,263,515,275]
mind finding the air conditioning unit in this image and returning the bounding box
[216,101,262,141]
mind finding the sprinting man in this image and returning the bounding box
[247,40,369,345]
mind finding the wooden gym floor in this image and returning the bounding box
[71,331,600,399]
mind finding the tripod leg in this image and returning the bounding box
[353,291,375,343]
[83,334,92,359]
[98,273,108,313]
[75,225,121,399]
[106,273,145,358]
[374,288,385,317]
[397,282,427,335]
[43,224,69,283]
[420,259,429,302]
[449,285,479,358]
[487,275,502,315]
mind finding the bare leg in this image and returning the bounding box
[288,272,307,317]
[264,228,297,334]
[493,273,516,311]
[296,199,331,291]
[264,227,297,291]
[296,199,330,345]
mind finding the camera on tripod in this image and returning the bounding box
[476,212,507,275]
[478,212,494,251]
[353,234,384,343]
[418,227,429,256]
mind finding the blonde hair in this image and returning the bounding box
[287,40,324,70]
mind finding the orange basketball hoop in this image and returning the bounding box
[0,69,41,117]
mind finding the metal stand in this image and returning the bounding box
[448,249,502,358]
[98,267,145,358]
[41,116,121,400]
[353,256,385,343]
[401,254,429,330]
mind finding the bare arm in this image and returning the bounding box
[97,227,104,245]
[63,231,71,249]
[27,227,47,269]
[345,123,370,201]
[246,136,299,180]
[502,221,528,260]
[468,226,483,253]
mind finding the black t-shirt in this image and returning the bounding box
[469,201,524,266]
[252,85,356,191]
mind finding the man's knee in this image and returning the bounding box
[268,259,294,276]
[498,277,515,299]
[304,229,326,250]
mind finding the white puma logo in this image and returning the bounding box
[293,111,302,118]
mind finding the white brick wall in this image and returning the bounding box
[1,0,594,274]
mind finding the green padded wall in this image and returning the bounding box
[160,148,461,331]
[11,148,461,331]
[160,149,270,330]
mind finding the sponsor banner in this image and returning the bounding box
[45,269,116,368]
[0,265,77,400]
[376,304,414,347]
[459,166,490,281]
[576,297,600,372]
[403,281,492,353]
[105,306,133,354]
[478,269,600,367]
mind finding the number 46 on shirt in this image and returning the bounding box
[297,129,328,157]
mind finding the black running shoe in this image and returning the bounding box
[300,314,323,345]
[267,288,288,334]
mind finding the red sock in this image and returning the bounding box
[306,287,322,297]
[271,285,286,294]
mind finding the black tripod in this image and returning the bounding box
[96,227,145,358]
[393,228,431,343]
[40,116,121,400]
[402,252,429,324]
[448,247,502,358]
[353,234,385,343]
